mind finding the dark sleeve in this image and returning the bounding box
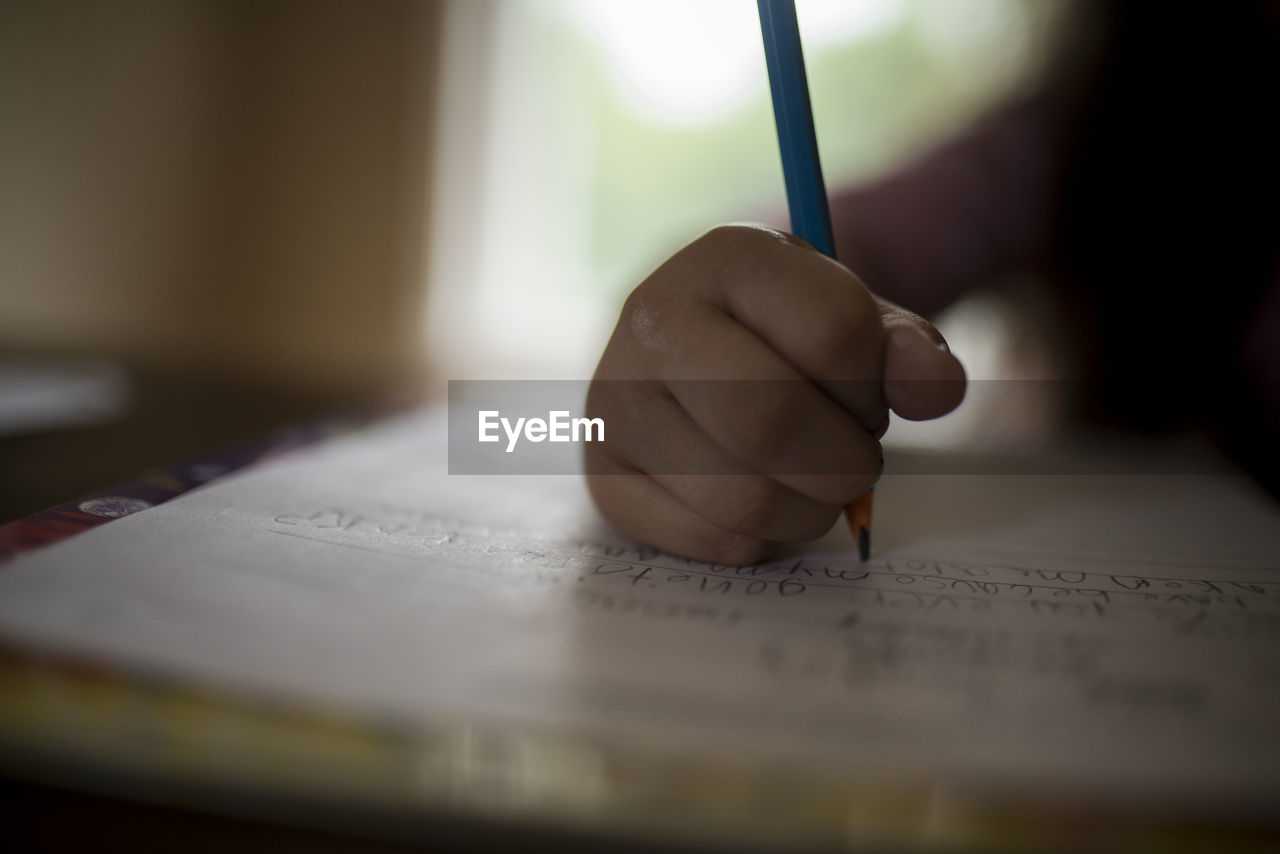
[1224,242,1280,495]
[829,94,1060,318]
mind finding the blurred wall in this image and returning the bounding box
[0,0,440,393]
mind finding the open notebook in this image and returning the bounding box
[1,405,1277,850]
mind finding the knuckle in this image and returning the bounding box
[701,223,762,250]
[689,225,741,267]
[699,223,791,267]
[701,223,748,247]
[619,286,681,368]
[621,286,664,341]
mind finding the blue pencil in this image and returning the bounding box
[757,0,835,257]
[757,0,875,560]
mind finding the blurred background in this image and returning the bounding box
[428,0,1063,378]
[0,0,1062,520]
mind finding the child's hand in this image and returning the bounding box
[585,224,965,565]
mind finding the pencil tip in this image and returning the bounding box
[857,526,870,562]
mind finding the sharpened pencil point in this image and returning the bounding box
[846,490,875,561]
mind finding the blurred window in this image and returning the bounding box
[426,0,1064,378]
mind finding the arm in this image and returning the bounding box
[830,95,1060,318]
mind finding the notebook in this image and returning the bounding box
[1,404,1277,850]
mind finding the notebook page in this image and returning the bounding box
[0,405,1276,817]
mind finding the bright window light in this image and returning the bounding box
[798,0,906,46]
[425,0,1064,381]
[571,0,764,126]
[571,0,908,127]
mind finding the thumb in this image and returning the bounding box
[876,297,966,421]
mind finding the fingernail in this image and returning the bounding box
[893,323,949,354]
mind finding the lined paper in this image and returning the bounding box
[0,406,1276,817]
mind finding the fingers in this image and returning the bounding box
[586,448,843,565]
[632,224,888,427]
[585,454,777,566]
[587,380,845,542]
[876,298,967,420]
[656,308,881,503]
[586,223,966,565]
[604,225,884,504]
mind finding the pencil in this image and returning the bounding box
[757,0,875,561]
